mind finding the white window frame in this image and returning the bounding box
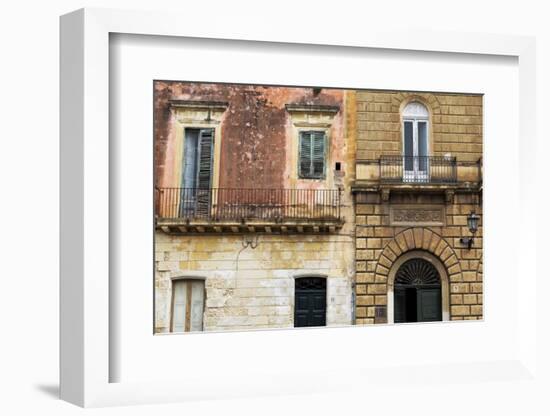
[402,102,430,181]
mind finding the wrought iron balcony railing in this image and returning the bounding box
[380,155,457,184]
[155,188,342,223]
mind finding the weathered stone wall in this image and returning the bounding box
[353,89,483,324]
[154,82,348,189]
[154,83,356,332]
[155,233,355,332]
[356,91,483,162]
[354,192,482,323]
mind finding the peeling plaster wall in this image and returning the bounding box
[155,233,355,332]
[154,82,356,332]
[154,82,347,189]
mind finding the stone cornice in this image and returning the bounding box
[169,100,229,111]
[285,103,340,114]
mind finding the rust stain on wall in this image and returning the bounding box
[154,82,345,189]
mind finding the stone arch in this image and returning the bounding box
[375,228,461,322]
[387,250,450,323]
[393,93,441,115]
[377,228,461,279]
[392,93,441,157]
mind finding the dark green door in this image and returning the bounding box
[294,277,326,327]
[394,258,442,323]
[416,287,442,321]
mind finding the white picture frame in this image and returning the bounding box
[60,8,537,408]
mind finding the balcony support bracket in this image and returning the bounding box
[445,190,455,204]
[381,189,390,202]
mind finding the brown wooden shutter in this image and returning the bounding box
[195,129,214,217]
[196,129,214,189]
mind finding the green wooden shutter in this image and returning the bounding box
[299,131,326,179]
[312,132,326,178]
[299,132,312,178]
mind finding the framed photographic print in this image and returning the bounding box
[60,7,537,408]
[152,79,482,333]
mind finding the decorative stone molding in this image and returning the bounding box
[375,227,461,289]
[285,103,340,127]
[445,190,455,204]
[285,104,340,113]
[169,100,229,110]
[394,93,442,115]
[169,99,228,124]
[389,205,445,226]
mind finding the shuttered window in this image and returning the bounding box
[182,128,214,189]
[196,129,214,189]
[171,279,205,332]
[181,128,214,217]
[299,131,326,179]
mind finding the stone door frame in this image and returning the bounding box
[387,250,450,324]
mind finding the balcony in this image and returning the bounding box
[380,156,457,184]
[155,188,343,234]
[354,155,482,200]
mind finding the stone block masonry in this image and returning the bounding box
[155,232,355,333]
[354,192,483,324]
[356,91,482,162]
[353,90,483,324]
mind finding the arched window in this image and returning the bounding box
[402,101,429,181]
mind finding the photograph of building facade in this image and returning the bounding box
[351,91,483,324]
[153,81,483,333]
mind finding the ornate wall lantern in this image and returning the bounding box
[460,211,480,249]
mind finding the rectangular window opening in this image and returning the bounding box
[299,131,326,179]
[171,279,205,333]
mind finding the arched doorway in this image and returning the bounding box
[394,258,442,323]
[384,249,452,324]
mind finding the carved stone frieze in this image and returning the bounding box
[390,205,445,226]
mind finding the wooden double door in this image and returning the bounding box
[394,285,442,323]
[294,277,326,327]
[394,258,442,323]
